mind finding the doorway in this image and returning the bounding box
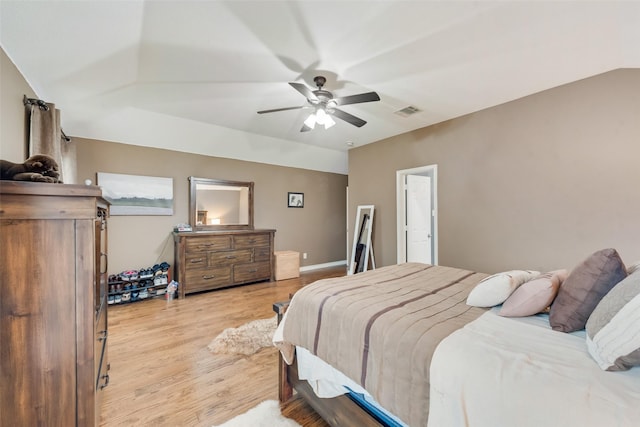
[396,165,438,265]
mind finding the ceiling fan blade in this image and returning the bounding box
[289,82,319,101]
[334,91,380,106]
[331,108,367,127]
[300,123,313,132]
[257,106,304,114]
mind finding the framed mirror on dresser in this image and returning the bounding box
[174,177,275,298]
[188,176,253,230]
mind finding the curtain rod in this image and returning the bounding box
[23,94,49,111]
[23,94,71,141]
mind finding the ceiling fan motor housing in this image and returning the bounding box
[313,75,327,89]
[311,90,336,109]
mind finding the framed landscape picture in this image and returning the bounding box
[97,172,173,215]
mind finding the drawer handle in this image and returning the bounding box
[100,253,108,274]
[190,258,204,264]
[248,269,258,273]
[100,373,110,390]
[202,275,216,280]
[201,243,215,247]
[226,255,236,259]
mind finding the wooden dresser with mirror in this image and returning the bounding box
[0,181,109,426]
[173,177,275,298]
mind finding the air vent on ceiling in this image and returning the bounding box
[394,105,421,117]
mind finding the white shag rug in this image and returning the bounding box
[208,316,278,355]
[212,400,301,427]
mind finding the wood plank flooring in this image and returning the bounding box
[100,266,346,427]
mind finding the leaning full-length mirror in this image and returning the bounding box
[349,205,375,275]
[189,177,254,230]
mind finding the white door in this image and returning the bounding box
[406,174,432,263]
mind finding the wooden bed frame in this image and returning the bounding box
[274,301,387,427]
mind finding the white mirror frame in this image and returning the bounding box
[348,205,375,275]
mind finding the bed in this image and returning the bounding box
[273,260,640,427]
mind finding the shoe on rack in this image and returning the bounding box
[139,268,153,279]
[160,262,170,274]
[154,275,168,286]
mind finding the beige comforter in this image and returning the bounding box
[275,263,488,426]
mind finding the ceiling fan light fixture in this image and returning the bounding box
[304,113,317,129]
[316,108,328,125]
[313,108,336,129]
[324,114,336,129]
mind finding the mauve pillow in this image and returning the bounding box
[549,248,627,332]
[499,270,568,317]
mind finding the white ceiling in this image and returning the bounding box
[2,1,639,174]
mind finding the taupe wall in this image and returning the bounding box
[348,69,640,273]
[1,48,34,161]
[77,138,347,274]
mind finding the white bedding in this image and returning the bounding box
[428,308,640,427]
[275,316,407,425]
[273,316,362,398]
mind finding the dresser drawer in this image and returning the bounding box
[185,253,208,268]
[234,261,271,283]
[185,266,232,291]
[186,235,232,253]
[209,249,252,266]
[234,233,270,249]
[254,245,271,262]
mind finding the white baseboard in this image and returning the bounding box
[299,260,347,272]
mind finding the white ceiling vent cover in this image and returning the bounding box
[394,106,421,117]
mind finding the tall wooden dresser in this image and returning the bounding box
[174,229,275,298]
[0,181,109,426]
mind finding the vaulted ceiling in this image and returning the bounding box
[2,1,639,173]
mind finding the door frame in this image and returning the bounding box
[396,164,438,265]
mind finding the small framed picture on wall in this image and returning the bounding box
[287,192,304,208]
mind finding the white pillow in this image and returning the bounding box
[586,273,640,371]
[466,270,539,308]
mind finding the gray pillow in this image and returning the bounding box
[586,273,640,370]
[549,248,627,332]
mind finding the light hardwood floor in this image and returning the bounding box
[100,266,346,427]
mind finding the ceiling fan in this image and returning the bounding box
[257,76,380,132]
